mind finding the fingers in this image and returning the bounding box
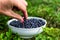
[20,0,28,6]
[2,10,24,22]
[22,10,28,19]
[13,0,28,19]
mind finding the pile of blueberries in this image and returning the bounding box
[10,19,45,28]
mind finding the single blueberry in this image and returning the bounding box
[31,24,37,28]
[25,25,31,28]
[42,21,45,25]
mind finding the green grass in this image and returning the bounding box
[0,27,60,40]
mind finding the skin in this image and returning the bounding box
[0,0,28,22]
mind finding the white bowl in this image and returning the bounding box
[7,17,47,39]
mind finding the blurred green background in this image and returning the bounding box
[0,0,60,40]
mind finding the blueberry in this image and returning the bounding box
[31,24,36,28]
[39,19,43,21]
[24,23,31,28]
[37,23,41,27]
[42,21,45,25]
[10,21,17,26]
[25,25,31,28]
[10,18,45,28]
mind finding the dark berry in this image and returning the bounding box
[10,18,45,28]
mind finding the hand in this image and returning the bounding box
[0,0,28,22]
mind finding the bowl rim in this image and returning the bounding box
[7,17,47,29]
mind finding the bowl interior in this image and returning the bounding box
[7,17,47,29]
